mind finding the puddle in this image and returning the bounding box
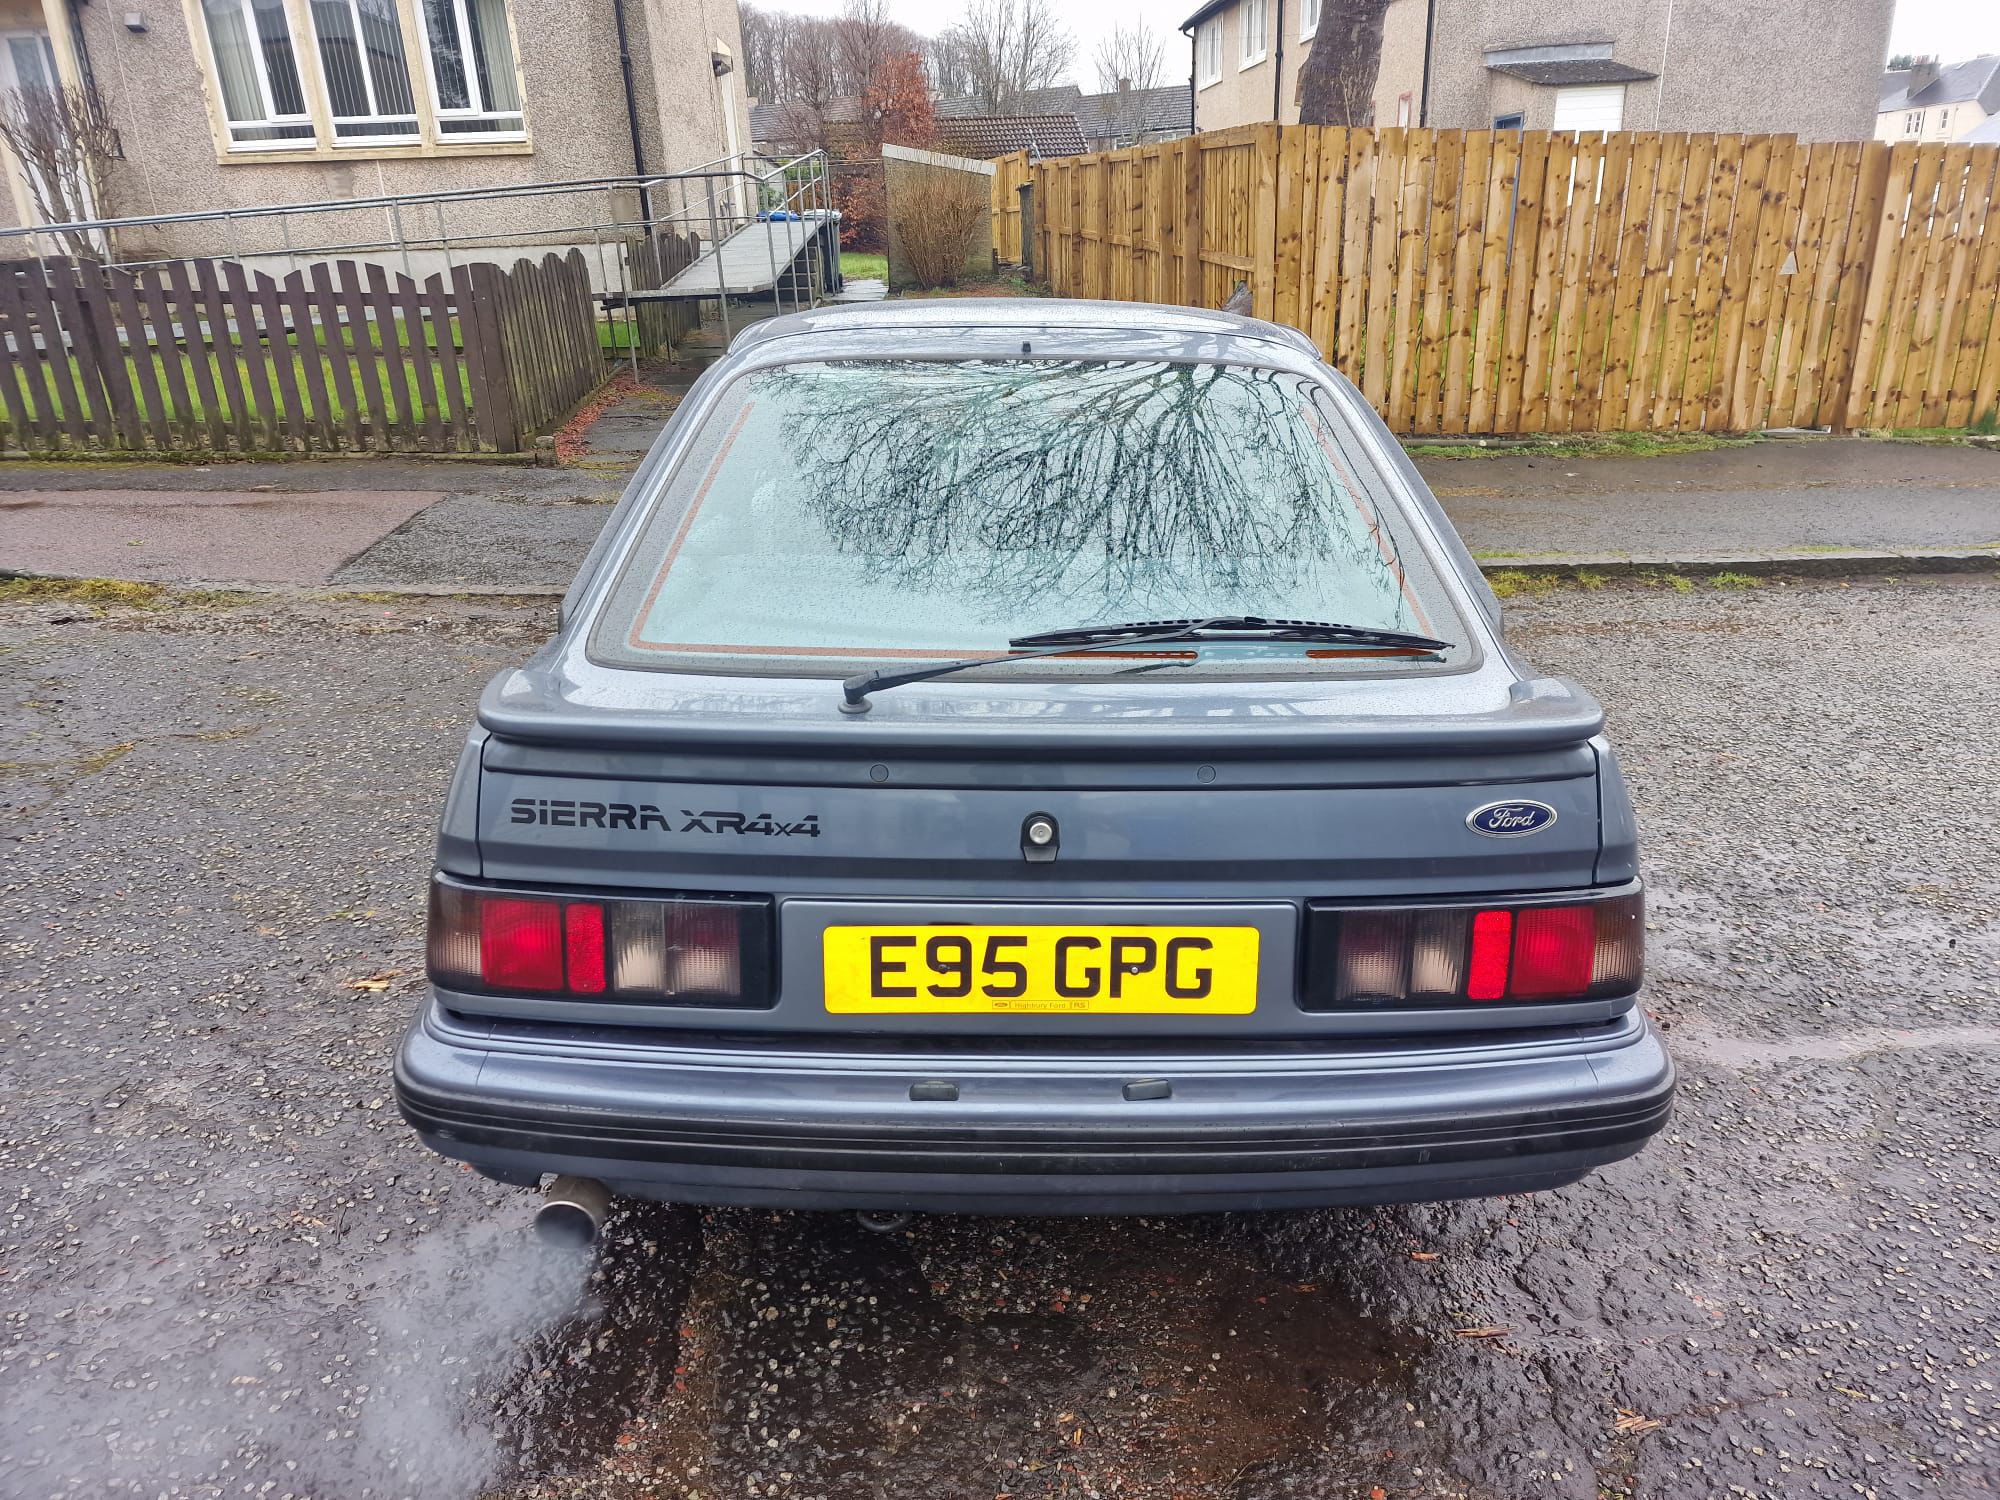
[506,1210,1453,1499]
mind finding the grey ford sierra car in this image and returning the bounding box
[394,299,1672,1236]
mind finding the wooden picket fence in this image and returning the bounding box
[0,247,612,455]
[1006,127,2000,434]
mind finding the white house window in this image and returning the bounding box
[1905,109,1922,135]
[1936,107,1951,136]
[310,0,420,140]
[1,30,59,93]
[1196,18,1222,88]
[420,0,525,137]
[1299,0,1319,41]
[199,0,316,147]
[195,0,525,152]
[1552,83,1625,133]
[1239,0,1267,66]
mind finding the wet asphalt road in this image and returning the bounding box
[2,577,1996,1500]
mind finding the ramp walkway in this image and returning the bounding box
[600,217,832,305]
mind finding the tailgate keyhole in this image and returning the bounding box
[1021,812,1059,863]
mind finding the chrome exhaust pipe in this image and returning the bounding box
[535,1175,611,1247]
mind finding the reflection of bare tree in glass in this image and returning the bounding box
[766,360,1416,630]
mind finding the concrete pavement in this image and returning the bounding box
[3,423,1998,592]
[1426,439,2000,560]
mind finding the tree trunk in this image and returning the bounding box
[1295,0,1392,127]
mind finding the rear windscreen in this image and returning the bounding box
[590,358,1467,677]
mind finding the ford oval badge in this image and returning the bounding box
[1467,799,1558,838]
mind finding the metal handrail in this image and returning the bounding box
[0,152,830,244]
[0,148,839,373]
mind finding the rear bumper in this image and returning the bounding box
[394,1001,1673,1214]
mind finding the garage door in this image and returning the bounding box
[1552,84,1626,132]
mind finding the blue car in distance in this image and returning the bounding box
[395,299,1673,1241]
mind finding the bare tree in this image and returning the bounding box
[1092,18,1165,93]
[740,4,794,100]
[772,15,843,147]
[923,33,972,98]
[0,82,114,258]
[832,0,922,97]
[946,0,1075,113]
[1295,0,1391,126]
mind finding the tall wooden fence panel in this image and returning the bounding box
[1023,125,2000,435]
[0,248,609,455]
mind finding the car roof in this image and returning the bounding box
[729,297,1322,361]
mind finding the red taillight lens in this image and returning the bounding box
[1305,890,1643,1009]
[480,898,566,991]
[425,880,771,1007]
[1465,909,1514,1000]
[1508,905,1596,998]
[564,903,606,994]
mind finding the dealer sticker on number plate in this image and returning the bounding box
[822,925,1259,1015]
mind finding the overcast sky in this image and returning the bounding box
[763,0,2000,94]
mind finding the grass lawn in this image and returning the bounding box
[841,252,888,282]
[7,344,474,449]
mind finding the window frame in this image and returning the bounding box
[1298,0,1319,41]
[1196,18,1223,88]
[307,0,423,146]
[414,0,528,142]
[1238,0,1268,68]
[184,0,531,161]
[192,0,318,152]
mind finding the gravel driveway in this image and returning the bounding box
[1,577,1994,1500]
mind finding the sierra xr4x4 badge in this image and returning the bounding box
[508,798,821,836]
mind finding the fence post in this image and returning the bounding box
[1183,137,1204,308]
[1017,181,1036,280]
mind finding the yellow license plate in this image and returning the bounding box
[822,925,1259,1015]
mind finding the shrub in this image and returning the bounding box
[837,167,885,253]
[896,166,990,289]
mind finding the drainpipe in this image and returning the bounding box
[1418,0,1437,125]
[1271,0,1285,121]
[1181,19,1198,133]
[612,0,655,228]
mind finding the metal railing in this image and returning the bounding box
[0,150,837,371]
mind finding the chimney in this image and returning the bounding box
[1118,76,1132,94]
[1909,56,1940,93]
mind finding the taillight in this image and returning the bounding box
[427,880,773,1007]
[1304,890,1642,1009]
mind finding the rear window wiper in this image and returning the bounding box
[1010,616,1453,652]
[839,616,1453,714]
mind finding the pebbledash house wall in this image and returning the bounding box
[1193,0,1889,141]
[1422,0,1891,139]
[58,0,751,261]
[1191,0,1428,133]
